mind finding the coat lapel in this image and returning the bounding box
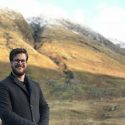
[10,73,30,96]
[9,73,35,100]
[26,76,35,102]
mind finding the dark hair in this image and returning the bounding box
[9,48,28,62]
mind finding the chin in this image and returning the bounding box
[16,72,25,76]
[13,70,25,76]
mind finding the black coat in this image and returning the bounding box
[0,73,49,125]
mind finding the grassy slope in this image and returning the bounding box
[0,9,60,82]
[39,25,125,77]
[0,9,34,44]
[0,11,125,99]
[0,29,60,80]
[49,98,125,125]
[33,25,125,101]
[1,10,125,125]
[40,40,125,78]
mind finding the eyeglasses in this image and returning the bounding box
[13,59,26,64]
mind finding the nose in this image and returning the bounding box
[18,61,22,64]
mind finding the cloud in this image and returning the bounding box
[2,0,125,42]
[0,0,69,18]
[71,9,86,25]
[0,0,41,17]
[37,4,69,19]
[90,6,125,42]
[0,0,85,22]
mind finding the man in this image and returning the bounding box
[0,48,49,125]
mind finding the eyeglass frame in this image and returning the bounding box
[12,59,27,64]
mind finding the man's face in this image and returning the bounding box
[11,53,27,76]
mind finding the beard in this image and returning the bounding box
[11,64,26,77]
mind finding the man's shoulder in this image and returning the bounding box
[0,75,11,84]
[0,75,12,88]
[26,76,40,87]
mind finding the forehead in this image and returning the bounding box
[13,53,27,59]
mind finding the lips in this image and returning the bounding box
[17,67,23,69]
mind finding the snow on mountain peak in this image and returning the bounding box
[109,38,125,48]
[27,15,70,28]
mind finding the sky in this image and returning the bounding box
[0,0,125,43]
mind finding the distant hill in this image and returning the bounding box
[0,9,125,100]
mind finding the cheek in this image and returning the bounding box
[22,64,27,69]
[11,63,15,68]
[24,63,27,68]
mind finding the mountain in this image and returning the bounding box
[0,9,125,100]
[27,16,125,99]
[28,16,125,74]
[110,38,125,48]
[118,42,125,48]
[0,8,61,82]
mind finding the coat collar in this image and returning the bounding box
[9,72,34,96]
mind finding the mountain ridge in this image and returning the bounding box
[0,9,125,100]
[28,16,125,56]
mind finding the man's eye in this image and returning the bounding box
[13,59,26,63]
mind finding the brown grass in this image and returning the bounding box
[49,98,125,125]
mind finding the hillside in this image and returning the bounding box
[1,8,125,125]
[28,17,125,77]
[0,9,125,100]
[27,16,125,99]
[0,9,61,85]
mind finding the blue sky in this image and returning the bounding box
[1,0,125,43]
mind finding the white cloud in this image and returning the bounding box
[71,9,85,25]
[0,0,41,17]
[90,6,125,42]
[0,0,86,22]
[2,0,125,43]
[0,0,69,18]
[37,4,69,19]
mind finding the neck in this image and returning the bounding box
[12,72,25,82]
[17,75,25,82]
